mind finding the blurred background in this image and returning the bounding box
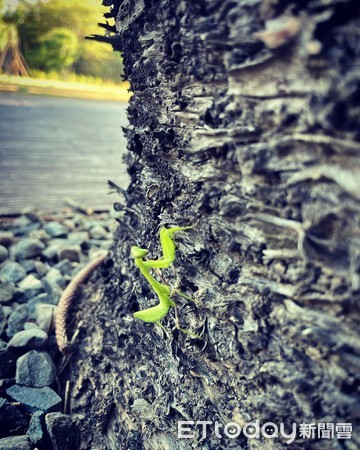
[1,0,125,86]
[0,0,130,215]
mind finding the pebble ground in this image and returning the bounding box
[0,206,116,449]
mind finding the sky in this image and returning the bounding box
[4,0,23,9]
[3,0,38,11]
[2,0,101,12]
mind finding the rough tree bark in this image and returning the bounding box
[66,1,360,449]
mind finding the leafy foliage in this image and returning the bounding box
[1,0,123,82]
[28,27,79,72]
[0,0,15,52]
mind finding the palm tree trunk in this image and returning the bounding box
[68,1,360,448]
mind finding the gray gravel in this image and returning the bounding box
[45,413,80,450]
[26,411,46,447]
[0,435,31,450]
[7,328,48,349]
[12,238,45,261]
[16,350,56,387]
[0,246,8,263]
[0,398,28,438]
[0,261,27,283]
[5,385,62,413]
[0,207,115,447]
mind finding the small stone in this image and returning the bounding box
[86,239,107,249]
[34,304,56,333]
[0,305,5,335]
[43,268,66,290]
[71,214,86,227]
[6,385,61,413]
[20,259,36,273]
[19,272,38,287]
[0,246,8,263]
[13,223,41,237]
[0,435,31,450]
[26,411,46,447]
[43,222,68,238]
[0,379,13,390]
[0,398,28,438]
[23,322,39,330]
[18,275,43,300]
[27,293,59,315]
[12,239,45,261]
[16,350,56,387]
[13,216,32,228]
[28,228,50,243]
[41,278,62,300]
[54,259,73,276]
[0,348,17,378]
[34,260,49,277]
[82,219,99,230]
[6,304,29,338]
[0,261,26,283]
[66,231,89,246]
[41,242,63,261]
[45,413,79,450]
[0,282,15,304]
[62,219,76,230]
[2,306,12,318]
[0,231,14,248]
[23,209,43,223]
[89,225,108,239]
[57,246,81,263]
[7,328,48,350]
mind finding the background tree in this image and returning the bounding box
[0,1,20,53]
[28,27,79,72]
[63,0,360,449]
[2,0,123,81]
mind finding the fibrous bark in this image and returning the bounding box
[67,1,360,449]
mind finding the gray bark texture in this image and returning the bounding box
[66,0,360,449]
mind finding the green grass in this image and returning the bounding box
[0,74,131,102]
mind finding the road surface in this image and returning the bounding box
[0,92,129,214]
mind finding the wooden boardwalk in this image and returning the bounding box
[0,92,129,215]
